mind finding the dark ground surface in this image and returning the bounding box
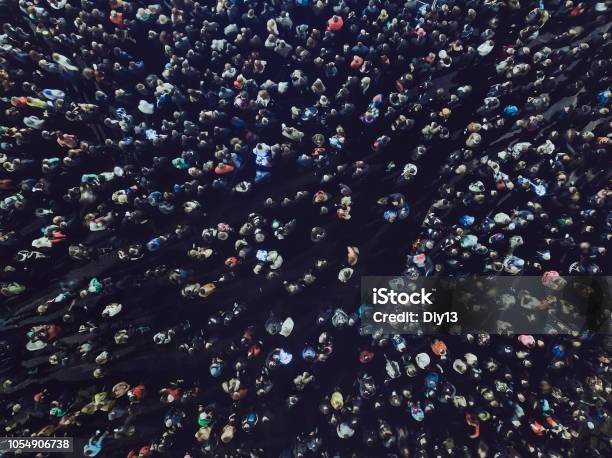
[1,2,611,457]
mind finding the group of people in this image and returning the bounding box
[0,0,610,456]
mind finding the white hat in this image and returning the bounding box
[102,303,122,317]
[24,116,45,129]
[279,350,292,365]
[338,267,354,283]
[269,252,284,270]
[48,0,67,9]
[453,359,467,374]
[477,40,494,56]
[95,351,109,365]
[386,358,401,378]
[138,100,155,114]
[26,340,47,351]
[416,352,430,369]
[280,317,294,337]
[494,212,511,225]
[465,353,478,366]
[337,422,355,438]
[32,237,52,248]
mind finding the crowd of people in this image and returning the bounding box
[0,0,610,456]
